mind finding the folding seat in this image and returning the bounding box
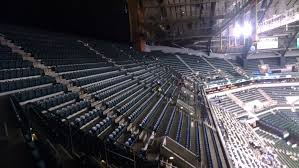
[80,116,86,124]
[16,80,26,89]
[8,82,16,91]
[12,69,18,79]
[56,109,62,117]
[36,78,42,86]
[23,69,29,77]
[44,100,50,109]
[0,82,8,92]
[79,101,85,109]
[40,88,47,96]
[35,89,41,98]
[8,61,14,69]
[63,108,69,118]
[16,69,23,78]
[64,93,74,101]
[0,71,3,80]
[17,92,24,102]
[91,127,98,135]
[22,80,29,88]
[46,87,52,95]
[53,85,58,93]
[53,97,59,107]
[39,101,47,109]
[71,105,78,114]
[74,118,81,127]
[57,96,63,104]
[3,70,9,79]
[84,113,91,121]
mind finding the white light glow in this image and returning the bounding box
[243,21,252,37]
[233,23,242,37]
[233,21,252,38]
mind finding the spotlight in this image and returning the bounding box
[233,23,242,37]
[243,21,252,37]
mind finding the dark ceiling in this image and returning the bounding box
[0,0,130,42]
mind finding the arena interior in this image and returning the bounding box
[1,0,299,168]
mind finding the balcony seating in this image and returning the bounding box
[88,116,112,136]
[84,75,132,93]
[54,62,113,73]
[37,92,78,110]
[61,66,120,80]
[108,124,127,142]
[0,68,43,80]
[0,60,33,69]
[71,109,103,128]
[56,101,91,119]
[104,83,145,108]
[0,76,55,93]
[72,71,126,87]
[94,79,139,101]
[14,84,65,102]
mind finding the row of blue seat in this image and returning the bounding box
[203,126,213,167]
[89,116,112,136]
[95,79,139,100]
[127,93,156,123]
[124,133,138,147]
[55,62,113,73]
[38,92,78,110]
[84,75,132,94]
[153,101,170,131]
[71,109,103,128]
[0,53,23,60]
[0,60,32,69]
[0,68,43,80]
[105,83,145,108]
[175,112,183,143]
[196,123,201,156]
[127,66,144,73]
[108,125,127,142]
[164,108,176,136]
[72,71,126,87]
[61,66,120,80]
[122,62,144,69]
[56,101,90,119]
[14,84,65,102]
[139,97,164,129]
[0,76,55,93]
[132,67,156,77]
[186,116,191,149]
[117,89,151,115]
[42,58,102,66]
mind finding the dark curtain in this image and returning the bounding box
[0,0,130,42]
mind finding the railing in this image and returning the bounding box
[161,136,198,168]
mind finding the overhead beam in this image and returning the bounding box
[258,0,274,23]
[144,15,226,24]
[143,1,217,8]
[280,31,299,66]
[207,1,216,56]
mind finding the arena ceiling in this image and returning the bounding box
[138,0,299,54]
